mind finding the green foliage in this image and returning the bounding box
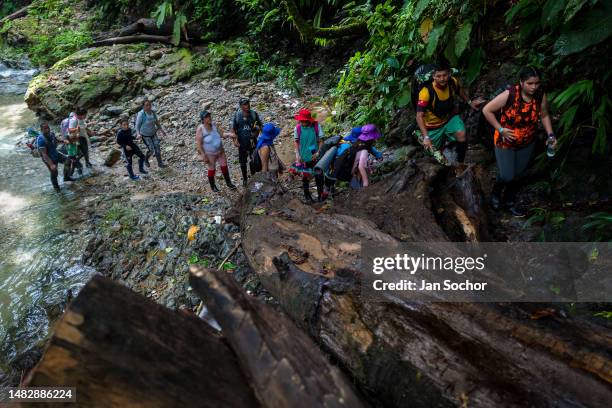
[187,254,210,266]
[581,212,612,241]
[28,29,93,67]
[207,39,304,94]
[594,311,612,319]
[0,1,18,20]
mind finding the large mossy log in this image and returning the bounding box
[236,163,612,407]
[189,266,366,408]
[22,276,260,407]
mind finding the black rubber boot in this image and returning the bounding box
[222,171,237,190]
[303,179,314,203]
[208,176,220,192]
[456,141,468,163]
[240,163,248,186]
[138,158,148,174]
[145,151,152,167]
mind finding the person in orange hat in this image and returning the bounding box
[293,108,324,202]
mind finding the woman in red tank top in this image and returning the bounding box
[482,67,557,217]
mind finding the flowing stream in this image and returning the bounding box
[0,62,94,389]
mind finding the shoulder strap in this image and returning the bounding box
[296,124,301,141]
[425,82,437,108]
[250,110,256,122]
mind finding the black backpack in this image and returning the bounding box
[410,64,460,112]
[250,149,262,174]
[332,144,358,182]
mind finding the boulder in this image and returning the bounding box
[104,148,122,167]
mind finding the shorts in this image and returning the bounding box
[416,115,465,150]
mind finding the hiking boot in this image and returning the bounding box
[130,175,141,181]
[145,152,152,167]
[139,159,148,174]
[85,161,92,168]
[158,162,168,168]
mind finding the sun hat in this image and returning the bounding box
[358,124,381,141]
[344,127,362,143]
[294,108,314,122]
[261,123,281,138]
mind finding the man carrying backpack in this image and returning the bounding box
[68,107,94,168]
[231,98,262,186]
[37,122,70,190]
[415,62,484,165]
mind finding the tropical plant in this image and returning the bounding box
[581,212,612,241]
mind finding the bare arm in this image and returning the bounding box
[482,90,515,142]
[416,111,432,149]
[195,126,206,162]
[540,94,554,135]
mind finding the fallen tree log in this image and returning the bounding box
[0,5,29,24]
[236,165,612,407]
[189,266,366,408]
[93,34,175,47]
[22,276,260,407]
[94,18,205,45]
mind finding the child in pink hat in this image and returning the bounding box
[352,124,382,188]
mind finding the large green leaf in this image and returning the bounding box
[563,0,590,23]
[554,2,612,55]
[425,25,445,57]
[397,89,411,107]
[413,0,430,21]
[172,12,187,46]
[541,0,567,27]
[454,23,472,57]
[464,47,483,85]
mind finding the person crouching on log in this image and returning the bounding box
[482,66,557,217]
[293,108,324,203]
[351,124,383,188]
[196,110,237,192]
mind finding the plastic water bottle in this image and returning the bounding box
[546,134,556,158]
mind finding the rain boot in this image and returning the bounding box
[221,165,237,190]
[156,151,167,168]
[138,157,148,174]
[303,178,314,203]
[208,170,220,192]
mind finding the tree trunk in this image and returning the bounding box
[189,266,366,408]
[22,276,260,408]
[235,165,612,407]
[94,18,205,45]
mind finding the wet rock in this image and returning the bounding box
[105,106,124,116]
[104,148,122,167]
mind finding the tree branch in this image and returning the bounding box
[282,0,367,40]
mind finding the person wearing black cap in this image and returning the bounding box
[231,98,262,186]
[196,110,237,192]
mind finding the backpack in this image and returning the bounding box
[250,149,262,174]
[411,64,460,115]
[61,112,75,138]
[332,143,358,182]
[135,110,158,131]
[296,122,320,143]
[26,127,41,158]
[234,109,260,146]
[317,135,341,159]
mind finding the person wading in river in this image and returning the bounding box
[37,122,70,190]
[482,66,557,217]
[196,110,237,192]
[68,107,94,168]
[231,98,262,186]
[135,100,168,168]
[416,62,484,165]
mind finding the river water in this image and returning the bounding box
[0,63,94,388]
